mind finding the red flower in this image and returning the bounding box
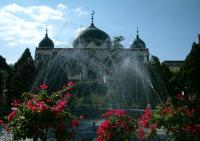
[0,119,4,126]
[67,81,74,86]
[138,128,144,141]
[71,119,80,128]
[38,102,45,112]
[150,123,158,131]
[8,111,16,122]
[138,107,152,128]
[12,99,21,107]
[40,84,48,90]
[97,120,110,135]
[102,109,126,117]
[177,93,183,100]
[144,107,151,120]
[177,107,182,112]
[5,124,10,132]
[139,117,149,128]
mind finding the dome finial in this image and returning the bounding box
[136,26,139,38]
[45,25,48,36]
[91,10,95,24]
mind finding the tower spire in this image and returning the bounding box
[45,25,48,36]
[91,10,95,25]
[136,26,139,38]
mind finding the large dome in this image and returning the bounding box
[38,29,54,48]
[73,23,111,48]
[130,32,146,49]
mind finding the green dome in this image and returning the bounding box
[73,23,111,48]
[38,32,54,48]
[130,34,146,49]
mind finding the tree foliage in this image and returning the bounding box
[0,55,10,99]
[8,48,36,100]
[112,36,124,49]
[177,42,200,95]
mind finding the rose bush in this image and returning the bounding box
[4,82,80,141]
[151,94,200,141]
[96,109,137,141]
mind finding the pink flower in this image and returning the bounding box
[40,84,48,90]
[0,119,4,126]
[8,111,16,122]
[80,115,84,120]
[138,128,144,141]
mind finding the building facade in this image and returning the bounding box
[34,16,153,108]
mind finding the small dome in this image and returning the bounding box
[130,31,146,49]
[38,29,54,48]
[73,23,111,48]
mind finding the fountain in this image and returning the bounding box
[0,16,168,140]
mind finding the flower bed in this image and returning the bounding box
[96,109,137,141]
[1,83,200,141]
[0,82,80,141]
[151,94,200,141]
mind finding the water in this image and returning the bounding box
[32,45,167,110]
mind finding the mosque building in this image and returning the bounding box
[34,12,150,99]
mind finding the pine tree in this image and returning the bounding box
[178,42,200,95]
[0,55,10,100]
[8,48,36,100]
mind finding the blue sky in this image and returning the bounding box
[0,0,200,64]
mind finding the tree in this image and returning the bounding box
[8,48,36,100]
[0,55,10,71]
[0,55,10,100]
[112,36,124,49]
[177,42,200,95]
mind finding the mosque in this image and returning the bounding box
[34,12,150,103]
[35,15,149,81]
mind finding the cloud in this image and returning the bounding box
[0,3,68,48]
[0,3,89,50]
[2,4,65,22]
[57,3,68,10]
[74,7,89,16]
